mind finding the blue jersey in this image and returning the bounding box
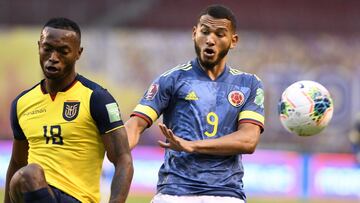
[132,59,265,199]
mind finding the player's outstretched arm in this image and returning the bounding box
[4,139,29,203]
[102,127,134,203]
[158,123,195,153]
[125,116,148,150]
[158,122,261,156]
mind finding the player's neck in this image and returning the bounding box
[44,74,77,94]
[199,60,226,80]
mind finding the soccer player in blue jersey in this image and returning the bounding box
[125,4,265,203]
[4,18,133,203]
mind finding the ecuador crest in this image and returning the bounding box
[63,101,80,121]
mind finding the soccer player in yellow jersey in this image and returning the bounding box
[4,18,133,203]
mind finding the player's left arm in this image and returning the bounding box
[158,122,261,156]
[102,127,133,203]
[90,88,133,203]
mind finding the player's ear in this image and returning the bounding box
[76,47,83,60]
[192,26,197,41]
[230,34,239,49]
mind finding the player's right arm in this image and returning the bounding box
[125,116,148,150]
[4,139,28,203]
[125,72,174,150]
[5,97,29,203]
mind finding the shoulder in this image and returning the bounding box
[228,66,262,83]
[159,61,193,78]
[12,82,41,106]
[77,74,113,96]
[77,75,107,92]
[76,74,115,103]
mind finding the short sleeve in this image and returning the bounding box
[10,99,26,140]
[239,75,265,132]
[131,74,174,126]
[90,88,124,134]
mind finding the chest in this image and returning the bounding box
[173,79,251,112]
[17,92,94,143]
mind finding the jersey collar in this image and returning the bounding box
[40,74,79,94]
[191,58,229,81]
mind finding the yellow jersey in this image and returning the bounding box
[10,74,124,203]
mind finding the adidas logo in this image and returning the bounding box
[185,91,199,100]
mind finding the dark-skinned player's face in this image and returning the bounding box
[38,27,82,80]
[193,14,238,69]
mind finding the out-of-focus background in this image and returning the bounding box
[0,0,360,202]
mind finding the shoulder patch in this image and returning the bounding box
[106,103,121,123]
[254,88,264,108]
[144,83,159,100]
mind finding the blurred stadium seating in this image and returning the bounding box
[1,1,360,202]
[2,0,360,33]
[1,0,360,153]
[1,30,360,153]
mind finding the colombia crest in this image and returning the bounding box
[63,101,80,121]
[228,91,245,107]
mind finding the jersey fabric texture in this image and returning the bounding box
[10,74,124,203]
[132,58,265,199]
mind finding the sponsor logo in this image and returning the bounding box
[144,83,159,100]
[106,103,121,123]
[228,91,245,107]
[185,91,199,100]
[63,102,80,121]
[23,108,46,116]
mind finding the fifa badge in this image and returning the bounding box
[144,83,159,100]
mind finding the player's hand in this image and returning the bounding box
[158,123,194,153]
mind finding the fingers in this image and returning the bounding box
[158,140,170,148]
[158,123,175,141]
[158,123,168,137]
[158,123,172,148]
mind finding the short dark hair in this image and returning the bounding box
[43,17,81,40]
[198,4,237,32]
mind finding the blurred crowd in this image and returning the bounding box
[1,29,359,153]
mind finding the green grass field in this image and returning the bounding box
[1,189,358,203]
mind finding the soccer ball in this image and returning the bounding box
[278,80,334,136]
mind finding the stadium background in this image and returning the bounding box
[0,0,359,202]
